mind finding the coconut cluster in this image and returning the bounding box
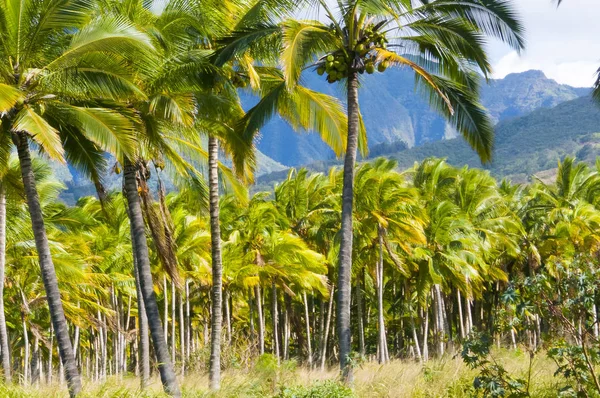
[316,25,390,83]
[230,73,248,88]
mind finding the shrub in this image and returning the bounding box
[275,380,355,398]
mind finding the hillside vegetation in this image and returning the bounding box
[256,95,600,188]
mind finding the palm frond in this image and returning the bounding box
[13,106,64,162]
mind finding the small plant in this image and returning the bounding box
[462,332,530,397]
[276,380,355,398]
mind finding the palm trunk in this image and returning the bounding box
[224,289,232,344]
[377,227,387,364]
[164,276,168,344]
[185,280,191,362]
[171,280,176,365]
[320,284,335,371]
[303,292,312,365]
[434,285,445,356]
[208,135,223,391]
[0,183,10,382]
[457,289,465,340]
[271,282,280,363]
[255,285,265,355]
[48,326,53,384]
[411,315,422,362]
[283,295,291,360]
[130,225,150,390]
[14,133,81,396]
[22,314,29,385]
[249,289,255,348]
[466,298,473,335]
[123,159,180,397]
[356,277,365,357]
[422,306,429,362]
[337,69,360,383]
[179,290,185,374]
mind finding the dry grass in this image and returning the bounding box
[0,349,563,397]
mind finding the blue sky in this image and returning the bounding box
[489,0,600,87]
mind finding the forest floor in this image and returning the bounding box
[0,349,562,397]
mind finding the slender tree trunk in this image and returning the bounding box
[377,228,387,364]
[22,315,29,385]
[283,295,291,360]
[356,277,365,357]
[171,281,176,365]
[130,225,150,390]
[48,326,53,384]
[73,303,81,364]
[164,276,168,344]
[33,336,41,384]
[434,285,445,356]
[466,298,473,335]
[0,183,10,382]
[14,133,81,397]
[185,280,191,362]
[31,336,39,384]
[321,285,335,371]
[271,282,280,363]
[179,290,185,375]
[249,289,255,349]
[422,306,429,362]
[337,70,360,383]
[457,289,465,340]
[411,315,422,362]
[123,159,180,397]
[303,292,312,365]
[224,289,232,344]
[208,135,223,390]
[255,285,265,355]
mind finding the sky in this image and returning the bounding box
[488,0,600,87]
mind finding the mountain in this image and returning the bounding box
[251,69,589,167]
[57,69,591,203]
[257,95,600,188]
[57,147,286,205]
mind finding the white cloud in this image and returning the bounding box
[489,0,600,87]
[493,51,597,87]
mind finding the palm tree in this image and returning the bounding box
[353,158,425,363]
[218,0,524,379]
[0,155,64,382]
[0,2,155,394]
[204,4,353,385]
[0,155,19,382]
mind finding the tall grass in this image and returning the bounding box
[0,349,562,397]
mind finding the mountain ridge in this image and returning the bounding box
[251,69,589,167]
[255,94,600,189]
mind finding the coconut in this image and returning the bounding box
[326,54,334,62]
[317,66,325,76]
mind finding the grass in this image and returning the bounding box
[0,349,564,397]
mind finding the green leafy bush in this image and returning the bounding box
[276,381,355,398]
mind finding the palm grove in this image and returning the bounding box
[6,0,600,396]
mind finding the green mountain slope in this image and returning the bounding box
[253,69,588,166]
[255,95,600,188]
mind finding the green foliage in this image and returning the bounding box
[462,333,530,397]
[276,381,355,398]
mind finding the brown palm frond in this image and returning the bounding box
[138,165,181,287]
